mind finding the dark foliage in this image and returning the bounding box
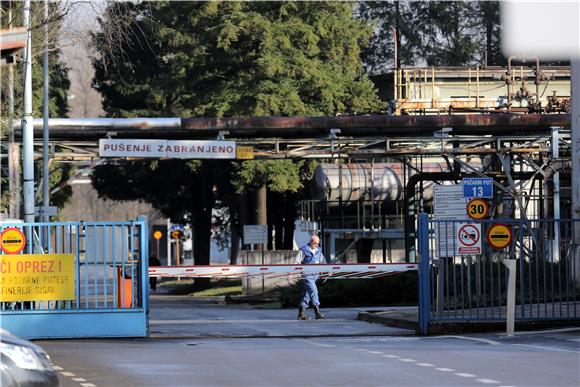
[278,272,418,308]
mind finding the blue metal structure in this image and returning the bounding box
[418,213,580,334]
[0,217,149,339]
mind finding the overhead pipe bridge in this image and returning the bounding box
[12,113,571,161]
[16,113,570,140]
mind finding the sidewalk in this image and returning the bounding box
[147,293,413,338]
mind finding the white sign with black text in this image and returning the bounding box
[99,139,237,159]
[433,185,467,257]
[243,225,268,245]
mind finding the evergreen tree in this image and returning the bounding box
[357,0,505,70]
[91,1,381,263]
[357,1,423,73]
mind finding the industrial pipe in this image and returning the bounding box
[14,114,571,141]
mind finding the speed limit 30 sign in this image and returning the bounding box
[467,198,490,220]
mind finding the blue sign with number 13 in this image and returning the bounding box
[463,178,493,198]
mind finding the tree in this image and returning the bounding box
[420,1,481,66]
[0,1,72,215]
[476,1,504,66]
[91,1,382,265]
[357,1,424,73]
[357,0,505,70]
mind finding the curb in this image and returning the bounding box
[358,311,580,335]
[358,311,418,331]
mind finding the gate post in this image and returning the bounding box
[418,212,431,335]
[137,216,150,335]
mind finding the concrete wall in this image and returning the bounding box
[240,250,296,296]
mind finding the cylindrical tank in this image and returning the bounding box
[311,162,447,205]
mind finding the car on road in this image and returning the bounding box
[0,329,59,386]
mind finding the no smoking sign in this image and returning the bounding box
[456,223,482,254]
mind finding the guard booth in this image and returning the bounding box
[0,217,149,339]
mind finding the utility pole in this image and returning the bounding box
[22,0,35,224]
[8,43,19,218]
[7,0,20,219]
[42,0,50,222]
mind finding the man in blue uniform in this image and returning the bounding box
[294,235,325,320]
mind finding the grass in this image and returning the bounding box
[192,286,242,297]
[158,278,242,297]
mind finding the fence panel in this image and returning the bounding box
[0,219,148,339]
[419,215,579,329]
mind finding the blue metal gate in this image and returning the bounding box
[418,213,580,334]
[0,217,149,339]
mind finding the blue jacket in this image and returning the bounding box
[299,244,323,264]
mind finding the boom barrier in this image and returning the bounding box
[149,263,418,280]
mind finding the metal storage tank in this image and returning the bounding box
[311,162,447,205]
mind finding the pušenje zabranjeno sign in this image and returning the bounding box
[0,254,76,302]
[99,139,236,159]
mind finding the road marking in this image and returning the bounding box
[455,373,476,378]
[53,365,96,387]
[514,343,580,354]
[431,335,501,346]
[477,378,500,384]
[353,348,367,351]
[309,342,335,348]
[375,348,503,386]
[368,351,383,354]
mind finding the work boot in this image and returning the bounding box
[313,305,325,320]
[297,306,309,320]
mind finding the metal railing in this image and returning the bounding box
[418,213,580,333]
[299,199,404,231]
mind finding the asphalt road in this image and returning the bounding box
[36,295,580,387]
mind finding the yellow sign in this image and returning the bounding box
[467,198,490,220]
[487,224,513,249]
[0,228,26,255]
[153,231,163,240]
[0,254,76,302]
[236,146,254,160]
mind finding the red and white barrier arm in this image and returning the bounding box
[148,263,418,279]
